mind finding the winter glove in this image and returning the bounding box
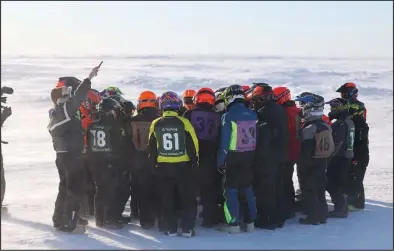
[2,106,12,119]
[88,65,100,81]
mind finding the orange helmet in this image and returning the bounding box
[183,89,196,110]
[137,91,157,110]
[273,86,291,105]
[194,88,215,106]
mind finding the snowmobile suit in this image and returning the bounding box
[130,107,160,228]
[113,115,133,222]
[253,101,289,228]
[280,100,301,219]
[183,103,222,226]
[148,111,199,233]
[48,78,91,231]
[346,99,369,209]
[86,116,124,226]
[217,102,257,226]
[299,119,334,223]
[327,114,355,215]
[81,114,95,218]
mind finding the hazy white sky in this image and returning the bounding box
[1,1,392,58]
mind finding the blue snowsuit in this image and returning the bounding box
[217,101,257,225]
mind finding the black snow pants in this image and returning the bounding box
[326,157,350,211]
[91,161,119,224]
[82,154,95,217]
[254,158,284,227]
[283,161,296,218]
[52,152,86,227]
[156,162,197,233]
[135,167,159,228]
[114,168,131,220]
[302,163,328,222]
[197,156,223,226]
[347,154,369,209]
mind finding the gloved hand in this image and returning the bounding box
[88,65,100,81]
[2,106,12,118]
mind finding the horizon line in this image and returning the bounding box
[1,53,392,61]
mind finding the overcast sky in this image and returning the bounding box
[1,1,392,58]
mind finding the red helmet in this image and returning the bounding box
[80,89,102,117]
[273,86,291,105]
[194,88,215,106]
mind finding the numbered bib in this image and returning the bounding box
[347,127,355,151]
[190,111,220,141]
[314,128,334,158]
[155,126,186,157]
[235,121,256,151]
[88,125,112,152]
[131,121,151,151]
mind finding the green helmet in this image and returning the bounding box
[223,84,245,107]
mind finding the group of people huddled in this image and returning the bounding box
[48,65,369,237]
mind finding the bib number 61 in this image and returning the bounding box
[163,132,179,150]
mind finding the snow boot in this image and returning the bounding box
[164,230,178,236]
[181,229,196,237]
[218,223,241,234]
[241,222,255,232]
[298,217,320,225]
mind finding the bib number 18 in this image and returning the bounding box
[163,132,179,150]
[90,129,106,147]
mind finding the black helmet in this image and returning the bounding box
[122,100,136,116]
[336,82,358,100]
[96,97,123,119]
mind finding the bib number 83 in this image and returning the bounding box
[90,129,106,147]
[163,132,179,150]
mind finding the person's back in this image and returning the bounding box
[296,93,334,225]
[183,88,222,227]
[85,98,125,229]
[148,91,199,237]
[129,91,161,229]
[217,85,257,234]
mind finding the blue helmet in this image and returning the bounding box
[159,91,182,111]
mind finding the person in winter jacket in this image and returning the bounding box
[80,89,102,218]
[148,91,199,237]
[295,92,334,225]
[129,91,161,229]
[114,98,137,224]
[336,82,369,211]
[85,97,125,229]
[179,89,196,116]
[250,84,289,230]
[325,97,355,218]
[183,88,222,228]
[217,84,257,234]
[273,86,301,219]
[48,65,100,233]
[214,87,227,114]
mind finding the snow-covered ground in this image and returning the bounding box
[1,55,393,250]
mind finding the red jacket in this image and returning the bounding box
[282,101,301,161]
